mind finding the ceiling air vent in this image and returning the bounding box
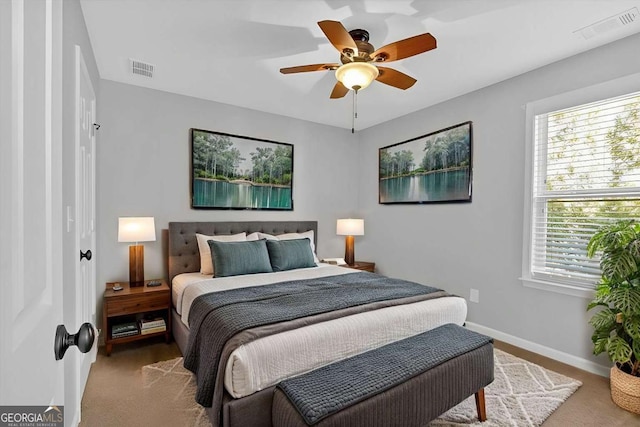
[576,7,639,39]
[130,59,154,78]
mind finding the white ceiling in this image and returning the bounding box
[80,0,640,130]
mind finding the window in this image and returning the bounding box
[522,76,640,296]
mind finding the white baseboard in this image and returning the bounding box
[465,321,610,378]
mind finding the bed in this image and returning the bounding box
[167,221,467,427]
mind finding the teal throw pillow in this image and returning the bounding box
[209,239,273,278]
[266,238,317,272]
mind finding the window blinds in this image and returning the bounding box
[531,91,640,288]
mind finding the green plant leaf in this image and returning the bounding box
[596,281,611,296]
[587,220,637,258]
[589,308,616,331]
[608,336,633,364]
[606,287,640,315]
[627,239,640,263]
[624,316,640,341]
[587,230,604,258]
[591,327,611,356]
[600,249,637,281]
[592,326,611,341]
[603,222,637,247]
[587,301,608,311]
[593,337,609,355]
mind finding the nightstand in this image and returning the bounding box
[344,261,375,273]
[103,280,171,356]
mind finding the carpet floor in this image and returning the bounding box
[79,338,640,426]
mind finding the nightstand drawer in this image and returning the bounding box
[105,292,168,316]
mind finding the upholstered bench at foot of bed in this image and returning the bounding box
[272,324,494,427]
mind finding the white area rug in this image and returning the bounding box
[428,349,582,426]
[142,349,581,427]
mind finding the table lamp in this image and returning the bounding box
[336,218,364,266]
[118,217,156,286]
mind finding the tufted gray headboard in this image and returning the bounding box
[167,221,318,283]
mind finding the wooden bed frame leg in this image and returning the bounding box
[475,388,487,422]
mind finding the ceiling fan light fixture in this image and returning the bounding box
[335,62,379,91]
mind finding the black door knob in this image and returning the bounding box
[54,323,95,360]
[80,249,92,261]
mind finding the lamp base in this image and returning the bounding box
[129,244,145,287]
[344,235,355,266]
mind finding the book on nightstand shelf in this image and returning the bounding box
[139,317,166,335]
[140,325,166,335]
[112,330,139,338]
[112,321,139,338]
[139,317,166,330]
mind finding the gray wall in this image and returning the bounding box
[96,81,359,316]
[356,33,640,369]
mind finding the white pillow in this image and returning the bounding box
[196,232,247,275]
[257,230,319,264]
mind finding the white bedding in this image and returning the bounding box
[173,265,467,398]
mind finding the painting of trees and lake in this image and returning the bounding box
[379,121,472,204]
[191,129,293,210]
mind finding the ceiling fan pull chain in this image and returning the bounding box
[355,89,358,120]
[351,90,356,133]
[351,88,360,134]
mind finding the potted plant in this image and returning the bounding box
[587,219,640,414]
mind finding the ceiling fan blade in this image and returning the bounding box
[280,63,339,74]
[376,67,417,90]
[372,33,437,62]
[330,81,349,99]
[318,20,358,54]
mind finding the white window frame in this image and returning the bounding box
[521,72,640,299]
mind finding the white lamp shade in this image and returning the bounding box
[336,218,364,236]
[118,217,156,243]
[335,62,379,91]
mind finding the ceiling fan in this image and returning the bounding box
[280,20,437,99]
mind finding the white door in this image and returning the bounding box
[0,0,65,413]
[74,44,97,414]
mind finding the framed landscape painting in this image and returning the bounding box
[191,129,293,210]
[379,121,472,204]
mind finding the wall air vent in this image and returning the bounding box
[575,7,639,39]
[129,59,154,78]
